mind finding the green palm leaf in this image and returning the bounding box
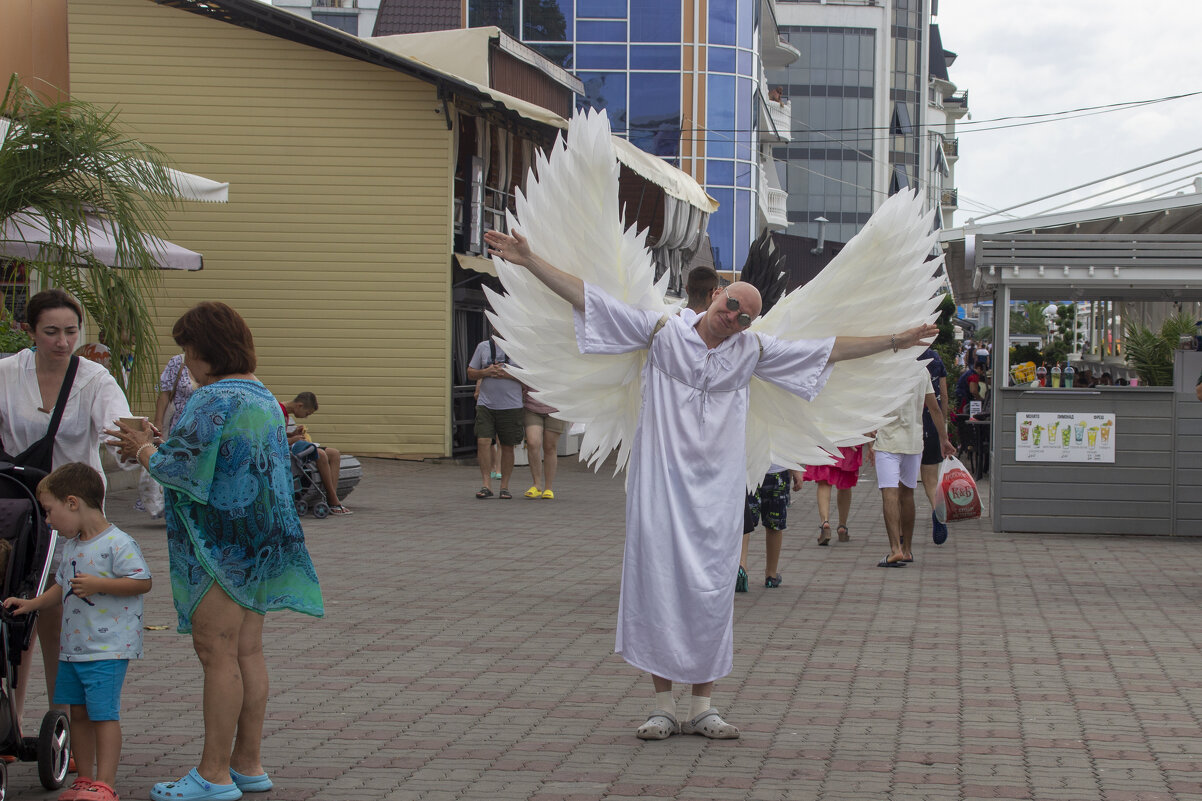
[1,73,178,399]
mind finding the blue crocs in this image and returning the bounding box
[230,768,273,793]
[150,768,243,801]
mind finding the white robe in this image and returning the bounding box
[575,284,834,683]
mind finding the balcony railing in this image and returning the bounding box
[759,178,788,230]
[942,137,959,159]
[940,188,959,208]
[945,90,969,108]
[314,0,356,8]
[765,100,792,143]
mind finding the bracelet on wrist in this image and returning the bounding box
[891,334,898,353]
[136,443,156,464]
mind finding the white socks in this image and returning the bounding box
[654,689,711,719]
[655,691,676,717]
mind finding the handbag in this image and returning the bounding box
[0,356,80,475]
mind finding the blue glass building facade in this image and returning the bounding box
[467,0,765,273]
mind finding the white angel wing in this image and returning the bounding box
[484,108,673,474]
[744,189,944,489]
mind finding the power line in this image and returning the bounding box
[619,87,1202,141]
[1032,157,1202,215]
[969,145,1202,221]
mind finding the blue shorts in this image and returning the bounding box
[291,441,319,462]
[54,659,129,721]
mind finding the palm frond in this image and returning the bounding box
[1,74,180,400]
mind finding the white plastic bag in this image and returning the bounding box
[934,456,981,523]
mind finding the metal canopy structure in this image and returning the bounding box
[941,192,1202,303]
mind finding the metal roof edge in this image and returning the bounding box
[941,191,1202,242]
[150,0,485,101]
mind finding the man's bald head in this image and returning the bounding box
[700,281,763,342]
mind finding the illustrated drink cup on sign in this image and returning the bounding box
[1020,420,1031,442]
[1033,426,1042,446]
[1061,425,1071,446]
[1075,420,1086,442]
[1100,423,1111,444]
[1088,427,1098,447]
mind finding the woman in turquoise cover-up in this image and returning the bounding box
[109,301,322,801]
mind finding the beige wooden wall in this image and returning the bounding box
[67,0,455,458]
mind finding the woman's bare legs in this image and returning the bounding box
[526,424,545,492]
[231,609,267,777]
[815,482,832,544]
[14,608,69,725]
[542,430,561,492]
[190,585,265,786]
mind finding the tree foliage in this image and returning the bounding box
[0,74,178,400]
[1123,312,1196,386]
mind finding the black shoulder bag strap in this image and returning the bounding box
[13,355,81,474]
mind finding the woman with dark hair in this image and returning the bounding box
[108,301,323,800]
[0,288,133,722]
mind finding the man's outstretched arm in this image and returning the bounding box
[829,323,939,363]
[484,230,586,310]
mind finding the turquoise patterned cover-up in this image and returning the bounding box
[148,379,324,632]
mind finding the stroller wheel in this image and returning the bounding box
[295,500,308,518]
[313,502,331,519]
[37,709,69,789]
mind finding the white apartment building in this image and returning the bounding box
[272,0,381,37]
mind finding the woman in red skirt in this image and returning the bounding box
[802,445,863,545]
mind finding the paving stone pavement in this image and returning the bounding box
[9,456,1202,801]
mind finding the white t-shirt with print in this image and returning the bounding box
[55,525,151,662]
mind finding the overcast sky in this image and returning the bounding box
[933,1,1202,227]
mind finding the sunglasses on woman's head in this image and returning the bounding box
[723,288,753,328]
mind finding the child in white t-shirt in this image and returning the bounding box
[4,462,152,801]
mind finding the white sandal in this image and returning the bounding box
[681,708,740,739]
[636,709,679,740]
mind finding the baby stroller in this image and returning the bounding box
[290,442,331,519]
[290,443,362,519]
[0,461,71,795]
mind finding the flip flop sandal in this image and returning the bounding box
[229,768,273,793]
[877,556,907,568]
[817,521,831,545]
[837,525,850,542]
[524,486,542,499]
[682,708,740,739]
[498,489,513,499]
[150,769,243,801]
[636,710,679,740]
[475,487,494,499]
[541,490,555,499]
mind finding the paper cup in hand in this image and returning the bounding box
[119,416,149,431]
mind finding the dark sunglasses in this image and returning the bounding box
[723,288,752,328]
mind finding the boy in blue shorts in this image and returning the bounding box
[4,462,152,801]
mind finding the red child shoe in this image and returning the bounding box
[58,777,94,801]
[76,779,120,801]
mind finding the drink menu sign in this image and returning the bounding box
[1015,413,1116,463]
